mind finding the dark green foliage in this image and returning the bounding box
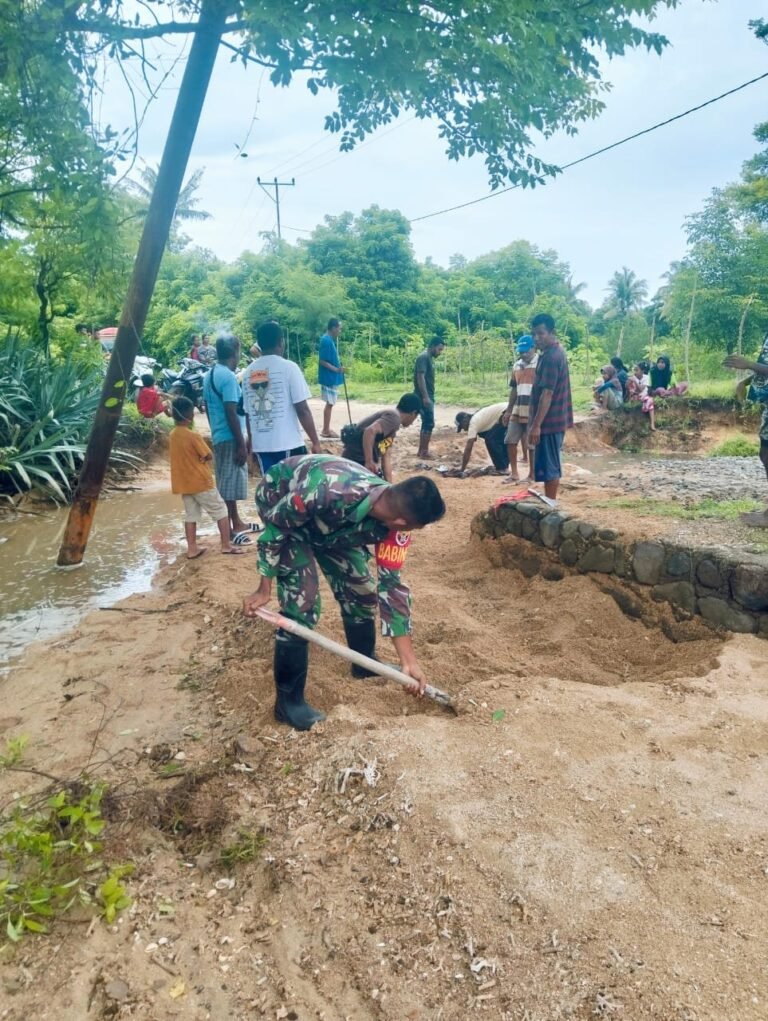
[0,337,134,502]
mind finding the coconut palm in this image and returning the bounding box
[605,267,648,356]
[130,163,211,250]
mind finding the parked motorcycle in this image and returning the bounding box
[129,354,160,401]
[159,357,206,410]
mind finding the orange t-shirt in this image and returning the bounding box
[169,427,214,495]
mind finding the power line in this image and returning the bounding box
[409,70,768,224]
[256,176,296,240]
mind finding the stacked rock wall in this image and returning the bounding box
[473,502,768,638]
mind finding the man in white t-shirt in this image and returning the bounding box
[455,402,510,473]
[243,321,322,475]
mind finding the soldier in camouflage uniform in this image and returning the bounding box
[243,455,446,730]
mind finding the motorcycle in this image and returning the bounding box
[159,357,206,410]
[129,354,160,401]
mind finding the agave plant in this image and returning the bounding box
[0,336,134,503]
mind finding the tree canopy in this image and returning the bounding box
[19,1,679,189]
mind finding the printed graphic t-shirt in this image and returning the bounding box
[243,354,311,452]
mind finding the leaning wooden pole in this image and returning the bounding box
[57,0,228,567]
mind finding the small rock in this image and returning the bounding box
[105,979,130,1002]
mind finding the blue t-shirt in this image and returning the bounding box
[203,364,242,444]
[318,334,342,387]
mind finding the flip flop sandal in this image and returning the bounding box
[245,522,262,532]
[230,531,253,546]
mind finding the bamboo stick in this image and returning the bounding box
[255,607,455,712]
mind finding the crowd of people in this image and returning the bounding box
[590,355,688,427]
[148,313,768,732]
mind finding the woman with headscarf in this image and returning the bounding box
[649,356,688,397]
[593,364,624,410]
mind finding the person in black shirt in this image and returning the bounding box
[413,338,446,459]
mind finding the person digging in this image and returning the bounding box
[242,455,446,730]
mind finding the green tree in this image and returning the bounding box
[51,1,678,189]
[130,164,211,252]
[604,267,648,357]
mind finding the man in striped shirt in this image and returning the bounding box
[528,314,574,503]
[502,334,538,481]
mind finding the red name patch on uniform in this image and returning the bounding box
[375,529,411,569]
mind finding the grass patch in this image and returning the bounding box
[591,497,763,521]
[709,435,760,458]
[330,379,596,412]
[218,831,266,871]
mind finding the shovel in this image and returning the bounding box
[255,607,455,712]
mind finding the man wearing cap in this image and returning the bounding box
[502,334,539,482]
[455,403,510,473]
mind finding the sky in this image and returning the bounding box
[100,1,768,308]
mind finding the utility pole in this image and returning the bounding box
[256,177,296,240]
[57,0,228,567]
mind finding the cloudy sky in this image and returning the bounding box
[102,1,767,307]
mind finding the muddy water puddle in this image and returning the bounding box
[0,486,204,673]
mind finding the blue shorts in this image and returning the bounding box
[255,446,307,476]
[420,396,435,433]
[533,432,564,483]
[321,385,338,405]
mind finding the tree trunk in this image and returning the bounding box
[57,0,228,567]
[683,283,697,383]
[649,309,657,362]
[615,320,625,358]
[737,294,755,356]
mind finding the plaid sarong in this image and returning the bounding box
[213,440,247,501]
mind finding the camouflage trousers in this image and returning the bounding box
[276,541,377,629]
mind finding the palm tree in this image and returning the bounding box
[605,267,648,357]
[130,163,211,249]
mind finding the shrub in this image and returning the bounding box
[709,435,760,458]
[0,337,136,503]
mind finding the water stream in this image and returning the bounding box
[0,485,197,674]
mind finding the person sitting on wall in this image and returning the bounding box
[626,362,656,431]
[136,374,170,418]
[593,364,624,410]
[649,355,688,397]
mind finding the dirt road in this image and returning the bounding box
[1,448,768,1021]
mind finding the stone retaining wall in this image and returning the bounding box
[472,502,768,638]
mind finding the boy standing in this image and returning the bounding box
[318,317,345,438]
[413,337,446,459]
[169,397,246,559]
[502,335,538,481]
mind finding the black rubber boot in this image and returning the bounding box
[343,618,396,679]
[273,630,326,731]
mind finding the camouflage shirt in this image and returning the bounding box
[255,455,413,636]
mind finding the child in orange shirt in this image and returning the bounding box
[169,397,246,559]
